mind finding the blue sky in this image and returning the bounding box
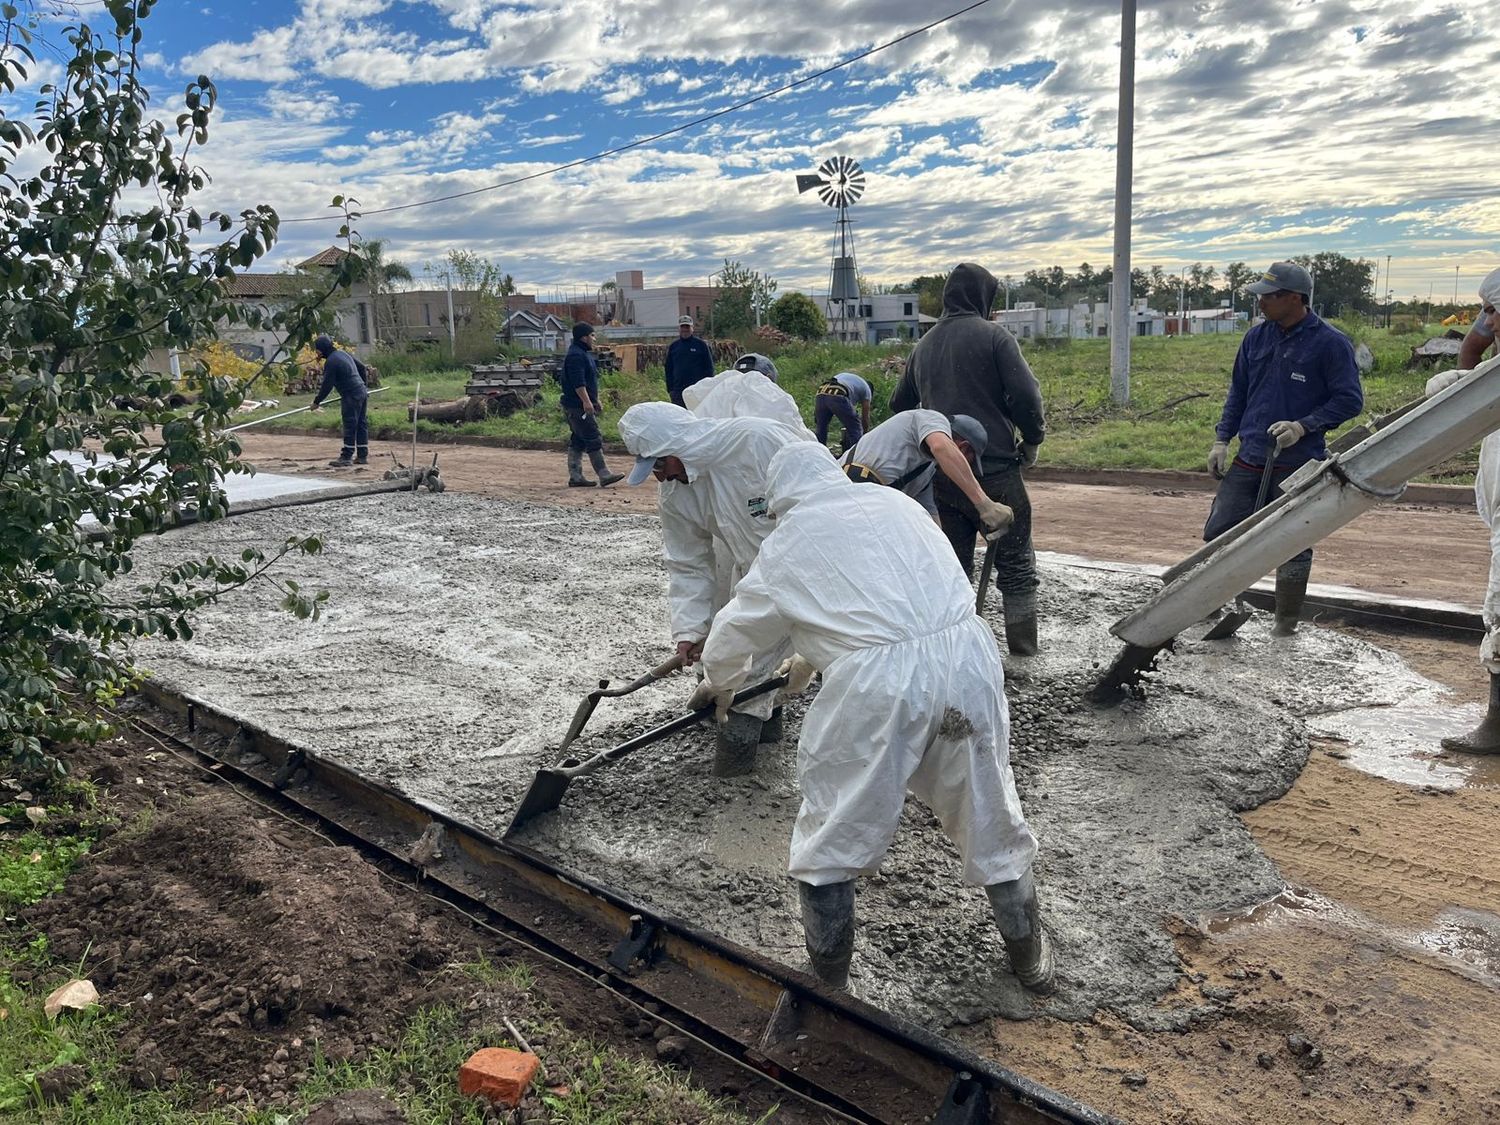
[12,0,1500,301]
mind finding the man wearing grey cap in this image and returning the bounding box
[1204,260,1363,634]
[841,410,1013,536]
[664,315,715,407]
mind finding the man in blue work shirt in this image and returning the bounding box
[560,322,624,487]
[664,315,715,407]
[1204,261,1363,634]
[813,371,873,450]
[308,334,369,467]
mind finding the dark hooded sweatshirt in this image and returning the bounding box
[890,263,1045,475]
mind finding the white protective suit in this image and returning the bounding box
[683,370,816,440]
[699,441,1038,886]
[618,402,811,717]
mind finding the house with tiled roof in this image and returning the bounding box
[215,247,377,362]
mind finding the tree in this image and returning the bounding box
[710,259,776,335]
[0,0,341,772]
[358,238,413,345]
[1290,252,1376,317]
[769,292,828,340]
[906,274,947,318]
[445,250,516,360]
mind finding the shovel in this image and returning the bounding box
[506,675,788,835]
[1201,449,1281,640]
[975,535,999,616]
[556,652,687,758]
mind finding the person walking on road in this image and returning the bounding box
[1203,261,1362,635]
[560,322,624,488]
[308,334,369,467]
[890,263,1047,655]
[665,315,715,407]
[814,371,873,450]
[690,442,1053,995]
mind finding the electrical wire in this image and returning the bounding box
[126,716,869,1125]
[280,0,994,225]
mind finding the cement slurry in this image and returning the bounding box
[125,492,1439,1030]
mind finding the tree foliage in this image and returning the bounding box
[768,291,828,341]
[445,249,516,362]
[0,0,344,772]
[710,259,776,335]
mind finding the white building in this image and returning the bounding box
[995,300,1166,340]
[814,292,926,344]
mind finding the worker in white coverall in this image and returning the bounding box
[619,402,809,775]
[1429,268,1500,753]
[689,442,1053,994]
[682,365,815,440]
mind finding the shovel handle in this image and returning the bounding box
[594,651,688,699]
[975,536,999,616]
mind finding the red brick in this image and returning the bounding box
[458,1047,539,1107]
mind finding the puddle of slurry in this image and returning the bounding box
[1306,701,1500,791]
[122,493,1450,1032]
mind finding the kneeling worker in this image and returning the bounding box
[843,410,1013,536]
[691,442,1053,994]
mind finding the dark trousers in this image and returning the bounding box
[563,407,603,453]
[935,464,1038,598]
[340,395,369,454]
[1202,460,1311,578]
[814,394,863,449]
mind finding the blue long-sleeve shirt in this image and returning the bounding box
[664,336,715,406]
[1215,312,1362,468]
[558,340,599,409]
[312,349,367,406]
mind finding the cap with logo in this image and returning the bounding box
[678,315,694,327]
[1245,262,1313,297]
[732,353,779,382]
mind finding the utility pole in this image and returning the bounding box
[444,270,456,353]
[1384,254,1392,329]
[1108,0,1136,404]
[1455,265,1460,307]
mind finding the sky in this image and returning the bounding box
[9,0,1500,301]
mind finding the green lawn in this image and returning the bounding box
[231,327,1469,478]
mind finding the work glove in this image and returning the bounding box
[976,498,1015,540]
[776,655,818,695]
[1482,627,1500,675]
[1207,441,1229,479]
[1268,420,1306,450]
[1425,369,1469,398]
[687,678,734,723]
[1018,441,1040,469]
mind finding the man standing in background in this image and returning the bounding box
[560,322,624,488]
[665,315,715,408]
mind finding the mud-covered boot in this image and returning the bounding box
[567,449,593,487]
[1002,591,1040,656]
[589,449,624,488]
[1270,569,1309,637]
[1441,673,1500,754]
[713,712,762,776]
[758,707,784,746]
[328,448,354,468]
[798,880,855,989]
[354,446,369,465]
[985,870,1056,995]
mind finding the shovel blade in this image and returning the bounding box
[505,769,573,836]
[1202,607,1254,640]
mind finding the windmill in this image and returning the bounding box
[797,156,866,341]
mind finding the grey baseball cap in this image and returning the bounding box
[1245,261,1313,296]
[732,353,779,382]
[949,414,988,458]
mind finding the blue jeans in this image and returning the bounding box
[1202,460,1311,578]
[814,394,862,448]
[340,394,369,455]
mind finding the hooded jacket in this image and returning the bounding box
[681,370,815,439]
[890,263,1045,474]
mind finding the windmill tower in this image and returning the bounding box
[797,156,866,342]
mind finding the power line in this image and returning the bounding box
[280,0,994,225]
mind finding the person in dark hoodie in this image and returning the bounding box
[308,334,369,467]
[560,322,624,487]
[890,263,1047,655]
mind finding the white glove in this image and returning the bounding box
[1425,369,1469,398]
[1268,420,1306,450]
[1482,628,1500,674]
[1018,441,1039,469]
[687,678,734,723]
[976,499,1015,540]
[776,655,818,695]
[1207,441,1229,479]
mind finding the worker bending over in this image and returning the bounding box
[691,442,1053,995]
[1204,262,1362,634]
[814,371,873,450]
[843,410,1012,536]
[1431,268,1500,753]
[619,402,809,775]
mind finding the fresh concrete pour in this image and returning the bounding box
[126,492,1438,1029]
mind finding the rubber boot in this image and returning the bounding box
[328,448,354,468]
[758,707,784,746]
[1270,569,1309,637]
[1002,591,1040,656]
[985,871,1056,995]
[798,880,855,989]
[567,449,593,487]
[713,712,762,776]
[354,446,369,465]
[1441,673,1500,755]
[589,449,624,488]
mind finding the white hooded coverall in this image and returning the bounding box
[618,402,811,717]
[699,441,1038,886]
[683,370,816,440]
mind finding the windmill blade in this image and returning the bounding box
[796,174,828,195]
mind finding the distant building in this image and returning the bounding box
[995,300,1167,339]
[217,247,378,360]
[814,292,926,344]
[611,270,717,330]
[502,308,569,351]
